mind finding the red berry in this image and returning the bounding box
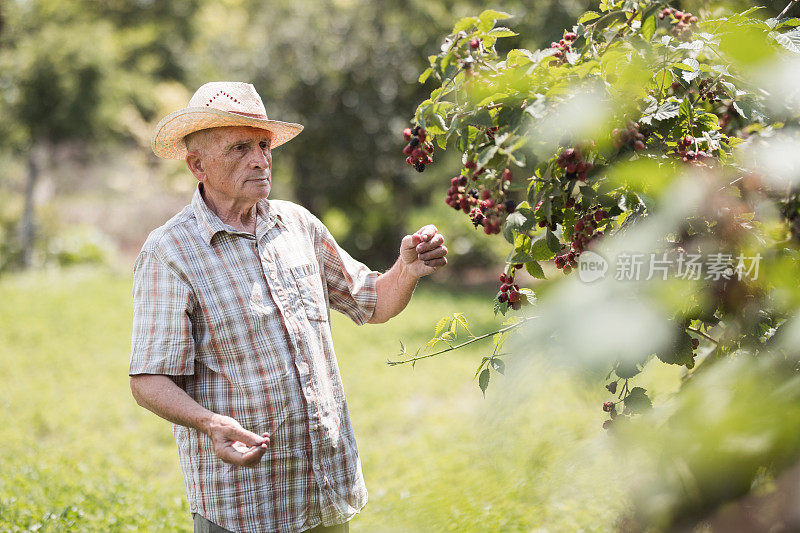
[412,148,425,159]
[574,220,585,232]
[508,290,520,303]
[403,144,413,156]
[470,38,480,50]
[417,128,427,141]
[425,142,434,154]
[554,50,563,58]
[594,211,604,222]
[501,283,511,293]
[634,140,645,151]
[603,401,614,412]
[503,168,512,181]
[499,273,507,283]
[403,128,412,141]
[465,161,477,170]
[405,156,415,165]
[498,292,508,303]
[691,338,700,349]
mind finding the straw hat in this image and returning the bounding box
[152,81,304,159]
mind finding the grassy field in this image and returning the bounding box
[0,266,645,531]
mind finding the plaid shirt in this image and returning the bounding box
[130,185,377,533]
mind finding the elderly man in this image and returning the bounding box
[129,82,447,533]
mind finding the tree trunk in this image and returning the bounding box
[20,144,40,269]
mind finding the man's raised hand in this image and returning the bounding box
[400,224,448,278]
[206,414,270,468]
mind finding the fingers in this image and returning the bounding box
[218,440,269,467]
[418,244,448,262]
[415,224,438,242]
[415,233,445,254]
[422,257,448,269]
[223,425,269,447]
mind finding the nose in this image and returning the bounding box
[251,146,271,170]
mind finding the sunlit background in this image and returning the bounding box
[1,0,798,531]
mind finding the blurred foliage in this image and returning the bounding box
[394,0,800,528]
[0,0,790,269]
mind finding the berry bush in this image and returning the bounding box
[391,1,800,526]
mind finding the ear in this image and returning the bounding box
[186,151,205,182]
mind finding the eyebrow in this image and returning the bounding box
[223,137,272,152]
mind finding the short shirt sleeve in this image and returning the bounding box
[314,219,378,325]
[129,250,196,376]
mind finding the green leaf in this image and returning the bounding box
[525,260,545,279]
[452,17,478,33]
[530,238,555,261]
[418,67,434,84]
[623,387,652,414]
[578,11,601,24]
[641,15,656,42]
[490,359,505,375]
[470,108,494,129]
[489,27,518,37]
[478,367,491,396]
[679,97,692,121]
[775,18,800,31]
[545,230,560,253]
[615,360,641,379]
[507,249,534,264]
[653,99,680,121]
[434,316,450,338]
[477,145,499,167]
[479,10,511,23]
[476,93,509,107]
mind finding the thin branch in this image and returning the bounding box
[387,316,538,366]
[778,1,798,20]
[688,326,719,344]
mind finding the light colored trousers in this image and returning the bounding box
[192,513,350,533]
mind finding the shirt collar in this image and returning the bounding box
[192,184,282,245]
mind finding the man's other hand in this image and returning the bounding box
[400,224,448,278]
[206,414,270,467]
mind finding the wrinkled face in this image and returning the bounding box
[186,126,273,206]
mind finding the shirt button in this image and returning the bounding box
[269,271,277,280]
[310,423,319,431]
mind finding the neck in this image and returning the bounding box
[200,184,258,234]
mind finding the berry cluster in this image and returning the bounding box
[556,146,593,182]
[570,209,607,254]
[658,7,698,38]
[445,175,475,213]
[676,136,711,164]
[612,121,646,151]
[402,126,434,172]
[446,167,515,236]
[549,31,577,61]
[497,272,523,310]
[697,78,724,103]
[554,250,577,274]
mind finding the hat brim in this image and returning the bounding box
[152,107,304,159]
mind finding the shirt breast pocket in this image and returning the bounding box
[289,263,328,321]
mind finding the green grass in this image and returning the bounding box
[0,267,644,531]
